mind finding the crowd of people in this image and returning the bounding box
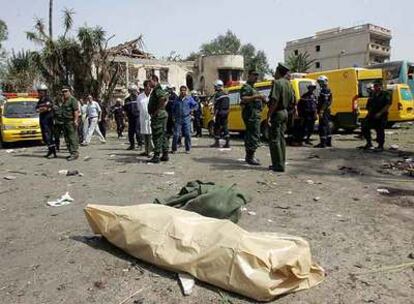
[35,63,393,171]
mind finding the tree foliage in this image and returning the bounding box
[25,8,120,101]
[286,51,315,73]
[188,30,270,78]
[0,19,8,81]
[5,50,38,91]
[0,19,7,48]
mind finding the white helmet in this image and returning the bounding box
[128,84,138,92]
[37,83,48,91]
[214,80,224,88]
[317,76,328,84]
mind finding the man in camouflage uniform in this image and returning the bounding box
[240,69,266,165]
[53,86,80,161]
[148,75,169,163]
[267,63,294,172]
[210,80,230,148]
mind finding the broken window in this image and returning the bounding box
[160,68,169,83]
[315,62,321,69]
[146,68,155,79]
[218,69,242,86]
[316,45,321,52]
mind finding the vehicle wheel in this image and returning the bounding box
[208,121,215,137]
[260,121,269,142]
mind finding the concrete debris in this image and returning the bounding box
[247,211,257,216]
[306,179,315,185]
[163,172,175,176]
[390,144,399,150]
[178,273,195,296]
[47,192,74,207]
[377,188,390,194]
[4,175,16,180]
[313,197,321,202]
[5,149,15,153]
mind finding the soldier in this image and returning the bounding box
[267,63,294,172]
[297,84,318,145]
[240,69,266,165]
[315,75,333,148]
[360,80,391,152]
[110,98,125,139]
[124,84,142,150]
[36,84,56,158]
[148,75,169,163]
[53,86,80,161]
[166,86,178,148]
[210,80,230,148]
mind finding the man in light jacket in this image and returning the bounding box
[81,95,106,146]
[137,80,153,157]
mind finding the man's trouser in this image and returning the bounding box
[269,110,288,171]
[193,116,202,136]
[318,113,332,145]
[115,117,125,137]
[55,122,79,155]
[85,117,105,144]
[242,109,261,153]
[302,117,316,141]
[214,113,229,139]
[362,117,387,148]
[40,115,55,148]
[99,120,106,139]
[128,115,141,147]
[151,112,168,156]
[143,134,153,155]
[172,118,192,152]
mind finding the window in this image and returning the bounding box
[160,68,169,83]
[315,62,321,69]
[316,45,321,52]
[146,68,155,79]
[294,50,299,56]
[358,79,380,98]
[298,81,314,98]
[228,92,240,105]
[400,88,413,101]
[4,101,38,118]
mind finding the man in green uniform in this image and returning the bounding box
[53,86,80,161]
[267,63,294,172]
[148,75,169,163]
[240,69,266,165]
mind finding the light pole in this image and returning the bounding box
[337,50,347,69]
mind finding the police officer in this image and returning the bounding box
[36,84,56,158]
[124,84,141,150]
[240,69,266,165]
[192,91,203,137]
[148,75,169,163]
[210,80,230,148]
[267,63,294,172]
[360,80,391,152]
[53,86,80,161]
[297,84,318,145]
[111,98,125,138]
[315,75,333,148]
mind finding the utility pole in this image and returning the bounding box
[49,0,53,38]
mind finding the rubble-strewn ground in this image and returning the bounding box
[1,124,413,304]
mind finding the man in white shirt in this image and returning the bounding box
[137,80,153,156]
[81,95,106,145]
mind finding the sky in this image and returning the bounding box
[1,0,413,66]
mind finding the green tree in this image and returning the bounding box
[193,30,270,78]
[0,19,8,82]
[5,50,38,91]
[0,19,8,48]
[286,51,315,73]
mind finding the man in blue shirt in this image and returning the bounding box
[171,85,198,153]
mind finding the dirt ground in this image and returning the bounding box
[1,124,413,304]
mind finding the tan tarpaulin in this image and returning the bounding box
[84,204,325,302]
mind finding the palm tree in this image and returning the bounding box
[286,51,315,73]
[5,50,38,91]
[49,0,53,39]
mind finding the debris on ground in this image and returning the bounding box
[163,171,175,175]
[219,148,232,152]
[84,204,325,302]
[5,149,15,153]
[382,158,414,177]
[247,211,256,216]
[377,188,390,195]
[58,169,83,176]
[306,179,315,185]
[7,170,27,175]
[178,273,195,296]
[313,197,321,202]
[308,154,320,159]
[339,166,363,175]
[4,175,17,180]
[390,144,399,150]
[47,192,74,207]
[83,156,92,161]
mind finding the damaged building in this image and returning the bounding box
[110,37,244,97]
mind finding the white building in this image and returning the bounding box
[285,24,392,72]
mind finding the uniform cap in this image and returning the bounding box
[276,63,290,74]
[317,75,328,83]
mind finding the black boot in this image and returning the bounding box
[44,147,53,158]
[126,145,134,150]
[160,151,169,162]
[223,138,230,148]
[210,138,220,148]
[149,153,160,164]
[51,146,57,158]
[326,137,332,147]
[245,150,261,166]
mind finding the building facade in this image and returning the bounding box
[285,24,392,72]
